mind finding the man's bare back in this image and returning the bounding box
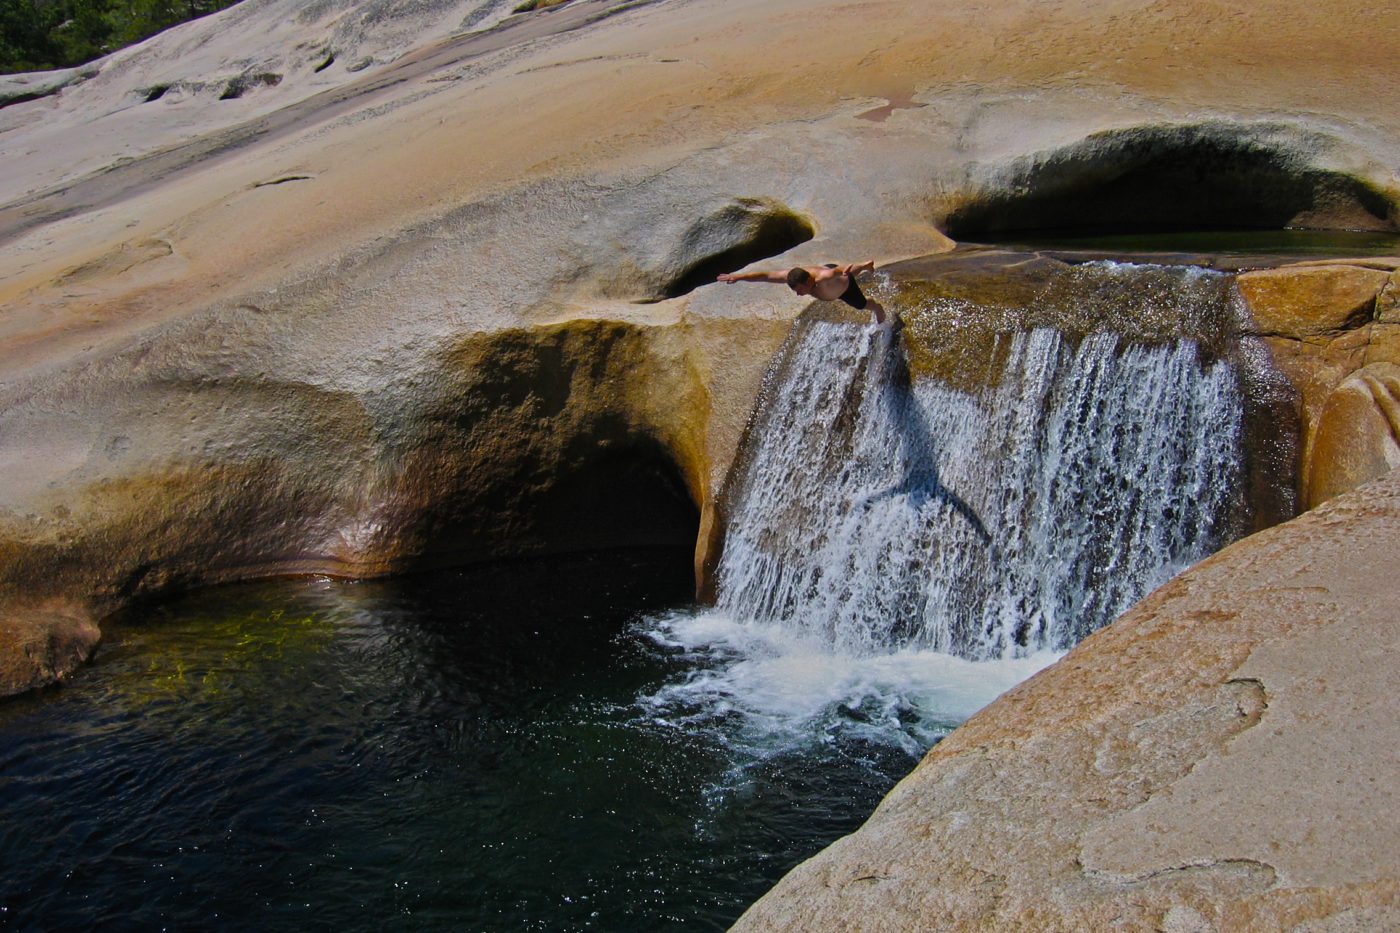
[717,260,888,324]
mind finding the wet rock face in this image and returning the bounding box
[881,252,1400,523]
[0,604,101,696]
[869,248,1302,535]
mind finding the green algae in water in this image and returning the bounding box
[0,550,930,932]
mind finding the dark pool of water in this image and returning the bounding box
[975,228,1400,265]
[0,550,915,932]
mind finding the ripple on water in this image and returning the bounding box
[0,551,1045,932]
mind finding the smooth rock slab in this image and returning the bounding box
[1237,264,1391,337]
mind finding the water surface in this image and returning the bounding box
[0,272,1265,931]
[979,228,1400,263]
[0,550,1034,931]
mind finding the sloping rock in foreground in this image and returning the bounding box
[731,464,1400,932]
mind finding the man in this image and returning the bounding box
[717,260,889,324]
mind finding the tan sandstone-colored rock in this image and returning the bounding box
[1,0,1399,920]
[5,0,1385,696]
[731,464,1400,933]
[1237,264,1389,337]
[1379,268,1400,322]
[1238,262,1400,507]
[1303,362,1400,508]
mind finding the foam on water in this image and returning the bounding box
[635,608,1062,771]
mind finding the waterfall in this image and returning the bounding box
[634,261,1249,783]
[715,301,1244,661]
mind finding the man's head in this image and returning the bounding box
[786,267,814,295]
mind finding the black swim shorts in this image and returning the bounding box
[838,274,868,310]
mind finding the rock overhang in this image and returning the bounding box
[941,121,1400,240]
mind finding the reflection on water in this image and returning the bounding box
[0,549,1011,932]
[979,227,1400,260]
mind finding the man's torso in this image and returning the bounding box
[809,267,851,301]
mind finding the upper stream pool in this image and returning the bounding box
[973,228,1400,263]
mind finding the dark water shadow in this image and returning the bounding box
[856,326,993,547]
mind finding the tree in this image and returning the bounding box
[0,0,238,74]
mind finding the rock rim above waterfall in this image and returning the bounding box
[879,247,1400,520]
[2,0,1400,926]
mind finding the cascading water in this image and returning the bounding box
[717,322,1243,659]
[637,261,1249,783]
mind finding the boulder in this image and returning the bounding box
[1380,269,1400,322]
[1303,362,1400,507]
[1237,264,1390,337]
[1237,261,1400,507]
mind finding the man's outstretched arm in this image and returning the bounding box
[717,270,790,284]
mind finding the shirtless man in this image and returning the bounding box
[717,260,889,324]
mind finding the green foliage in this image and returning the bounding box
[0,0,239,73]
[511,0,571,13]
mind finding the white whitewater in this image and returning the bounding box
[717,320,1243,659]
[639,264,1245,776]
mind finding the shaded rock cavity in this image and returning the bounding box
[0,316,712,697]
[219,72,283,100]
[945,123,1398,238]
[650,197,814,301]
[409,321,703,567]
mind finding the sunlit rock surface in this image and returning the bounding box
[1237,260,1400,508]
[2,0,1400,923]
